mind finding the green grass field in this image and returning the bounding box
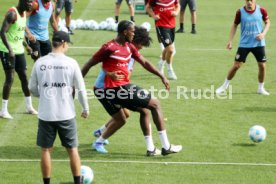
[1,0,276,183]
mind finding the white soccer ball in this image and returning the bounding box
[70,20,77,30]
[99,21,108,30]
[89,20,99,30]
[106,17,115,25]
[112,23,118,32]
[76,19,84,29]
[248,125,267,143]
[81,165,94,184]
[141,22,151,32]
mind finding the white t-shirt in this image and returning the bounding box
[29,52,89,121]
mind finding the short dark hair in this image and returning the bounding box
[117,20,134,34]
[133,26,152,47]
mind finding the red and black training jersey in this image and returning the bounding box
[148,0,179,28]
[92,40,141,88]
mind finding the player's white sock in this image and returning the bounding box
[25,96,33,110]
[158,130,170,150]
[145,135,155,152]
[1,99,8,112]
[258,82,264,90]
[167,63,173,71]
[96,136,106,143]
[223,79,230,87]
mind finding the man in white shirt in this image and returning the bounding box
[29,31,89,184]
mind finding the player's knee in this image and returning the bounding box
[148,98,161,110]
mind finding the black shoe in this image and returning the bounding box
[176,28,184,33]
[146,148,161,156]
[191,29,197,34]
[67,27,74,35]
[161,144,182,156]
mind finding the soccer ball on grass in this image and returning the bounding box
[248,125,266,143]
[81,165,94,184]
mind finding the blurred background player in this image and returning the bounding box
[25,0,58,61]
[115,0,135,23]
[176,0,197,34]
[0,0,37,119]
[54,0,76,35]
[216,0,270,95]
[146,0,180,80]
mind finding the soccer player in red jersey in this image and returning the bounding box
[146,0,180,80]
[82,20,182,156]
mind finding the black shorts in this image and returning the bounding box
[37,118,78,148]
[235,47,267,63]
[94,84,151,116]
[180,0,197,11]
[55,0,73,14]
[156,27,175,47]
[26,38,52,59]
[0,51,27,71]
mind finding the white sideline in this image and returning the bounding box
[1,159,276,167]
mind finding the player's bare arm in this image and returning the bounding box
[81,58,101,77]
[256,19,270,41]
[0,11,17,60]
[137,56,170,90]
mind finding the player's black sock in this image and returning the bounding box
[180,23,183,29]
[43,178,50,184]
[192,24,196,30]
[74,176,81,184]
[130,16,135,22]
[115,16,119,23]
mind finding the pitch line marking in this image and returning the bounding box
[1,159,276,167]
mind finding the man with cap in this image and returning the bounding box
[29,31,89,184]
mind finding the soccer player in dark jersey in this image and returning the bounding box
[146,0,180,80]
[0,0,37,119]
[82,20,182,156]
[216,0,270,95]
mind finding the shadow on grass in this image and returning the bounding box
[232,143,257,147]
[243,107,276,112]
[0,143,160,160]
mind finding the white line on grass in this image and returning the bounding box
[1,159,276,167]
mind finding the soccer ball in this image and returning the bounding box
[81,165,94,184]
[141,22,151,32]
[248,125,267,143]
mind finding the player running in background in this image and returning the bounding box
[92,26,162,156]
[25,0,58,61]
[82,20,182,156]
[0,0,37,119]
[216,0,270,95]
[146,0,180,80]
